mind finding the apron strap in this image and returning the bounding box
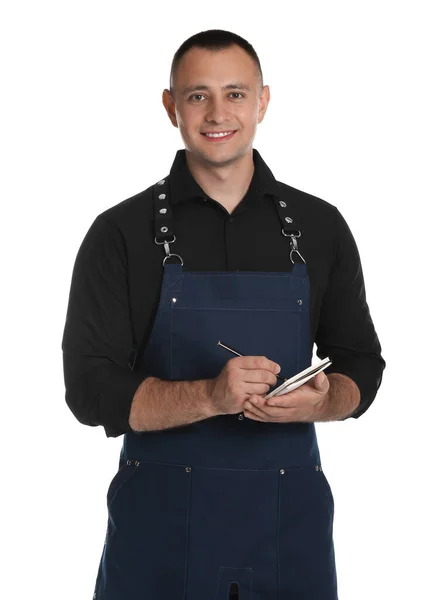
[270,186,306,265]
[152,177,184,266]
[152,175,305,265]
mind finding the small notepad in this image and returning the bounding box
[265,357,332,399]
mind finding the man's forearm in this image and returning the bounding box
[128,372,360,432]
[316,373,361,421]
[128,377,218,432]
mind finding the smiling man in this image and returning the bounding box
[163,43,268,217]
[62,29,385,600]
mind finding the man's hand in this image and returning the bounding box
[129,356,280,432]
[208,356,281,416]
[242,372,331,423]
[243,371,361,422]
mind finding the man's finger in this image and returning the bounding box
[312,372,330,393]
[244,399,289,419]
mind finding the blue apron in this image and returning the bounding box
[92,176,337,600]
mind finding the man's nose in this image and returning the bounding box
[205,99,231,124]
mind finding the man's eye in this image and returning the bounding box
[190,94,206,101]
[230,92,244,99]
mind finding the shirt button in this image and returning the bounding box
[228,217,234,223]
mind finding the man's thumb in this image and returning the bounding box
[315,372,329,393]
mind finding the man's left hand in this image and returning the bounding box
[243,372,330,423]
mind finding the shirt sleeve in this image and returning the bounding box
[315,208,386,419]
[61,214,146,438]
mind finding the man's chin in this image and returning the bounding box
[187,145,248,168]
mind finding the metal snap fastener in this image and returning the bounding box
[172,298,177,303]
[160,226,168,233]
[285,217,293,223]
[185,466,191,473]
[93,593,97,599]
[126,460,132,466]
[280,469,285,475]
[279,201,287,208]
[134,460,140,466]
[159,208,167,214]
[158,193,166,199]
[297,299,303,305]
[238,413,244,420]
[157,179,165,185]
[315,465,319,471]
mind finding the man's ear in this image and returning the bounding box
[257,85,270,124]
[162,89,178,128]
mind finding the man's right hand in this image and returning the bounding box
[207,356,281,416]
[129,356,281,432]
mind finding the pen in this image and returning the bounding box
[217,340,287,382]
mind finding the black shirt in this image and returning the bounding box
[61,149,385,438]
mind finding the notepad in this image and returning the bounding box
[265,357,332,399]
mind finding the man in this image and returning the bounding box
[62,29,385,600]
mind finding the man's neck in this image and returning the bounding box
[185,149,255,214]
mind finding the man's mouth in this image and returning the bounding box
[201,130,237,141]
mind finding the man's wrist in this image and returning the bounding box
[190,378,220,419]
[316,373,360,422]
[129,376,220,432]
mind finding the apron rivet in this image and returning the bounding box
[158,193,166,199]
[127,460,131,466]
[172,298,177,303]
[297,299,303,305]
[280,469,285,475]
[238,413,244,420]
[134,460,140,466]
[315,465,320,471]
[185,466,191,473]
[157,179,165,185]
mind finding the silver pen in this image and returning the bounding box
[217,340,286,382]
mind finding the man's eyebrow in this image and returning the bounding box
[182,83,251,94]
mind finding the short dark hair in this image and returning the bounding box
[169,29,263,93]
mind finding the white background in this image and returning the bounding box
[1,1,435,598]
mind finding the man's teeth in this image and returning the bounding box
[205,131,234,138]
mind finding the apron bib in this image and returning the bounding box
[93,177,338,600]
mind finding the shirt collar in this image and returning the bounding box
[168,148,281,205]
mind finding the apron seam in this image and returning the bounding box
[182,469,192,600]
[297,313,301,369]
[276,471,281,600]
[172,307,301,311]
[170,295,173,380]
[184,272,302,278]
[165,273,185,291]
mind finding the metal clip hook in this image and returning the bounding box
[281,229,306,264]
[154,235,184,266]
[289,234,306,264]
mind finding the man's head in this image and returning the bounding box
[162,30,270,167]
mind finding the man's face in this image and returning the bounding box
[163,45,270,167]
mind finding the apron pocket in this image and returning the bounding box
[319,468,335,511]
[187,467,279,600]
[278,466,337,599]
[170,306,302,381]
[101,460,191,600]
[106,458,140,510]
